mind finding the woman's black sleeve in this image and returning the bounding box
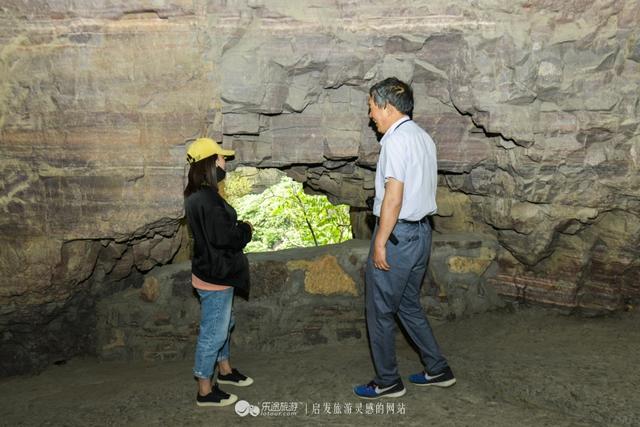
[208,205,253,250]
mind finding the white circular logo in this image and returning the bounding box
[235,400,260,417]
[249,404,260,417]
[235,400,250,417]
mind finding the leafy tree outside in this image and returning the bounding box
[225,175,352,253]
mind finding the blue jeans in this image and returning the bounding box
[193,287,235,379]
[365,221,448,386]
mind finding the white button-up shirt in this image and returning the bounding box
[373,116,438,220]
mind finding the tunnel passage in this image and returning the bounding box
[2,1,640,376]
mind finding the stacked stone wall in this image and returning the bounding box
[97,237,503,360]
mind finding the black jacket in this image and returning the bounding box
[185,186,252,294]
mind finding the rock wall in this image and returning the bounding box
[97,237,502,361]
[1,0,640,374]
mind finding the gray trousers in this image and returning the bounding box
[365,220,448,386]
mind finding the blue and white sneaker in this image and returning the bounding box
[354,380,406,399]
[409,366,456,387]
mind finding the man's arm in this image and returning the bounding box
[372,178,404,270]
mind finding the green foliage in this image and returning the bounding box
[223,174,252,201]
[229,175,352,252]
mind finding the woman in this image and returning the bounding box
[184,137,254,407]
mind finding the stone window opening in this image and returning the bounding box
[221,167,353,252]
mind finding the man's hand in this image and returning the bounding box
[372,178,403,270]
[372,244,390,271]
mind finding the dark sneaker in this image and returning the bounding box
[196,385,238,407]
[217,368,254,387]
[354,380,406,399]
[409,366,456,387]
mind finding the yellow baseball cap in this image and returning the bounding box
[186,138,235,164]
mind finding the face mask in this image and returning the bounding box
[216,166,226,182]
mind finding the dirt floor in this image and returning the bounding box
[1,307,639,427]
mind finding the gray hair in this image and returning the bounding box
[369,77,414,116]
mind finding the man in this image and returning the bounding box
[354,77,456,399]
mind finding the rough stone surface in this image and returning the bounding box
[139,276,160,303]
[96,237,502,360]
[97,267,198,362]
[2,0,640,374]
[288,255,358,296]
